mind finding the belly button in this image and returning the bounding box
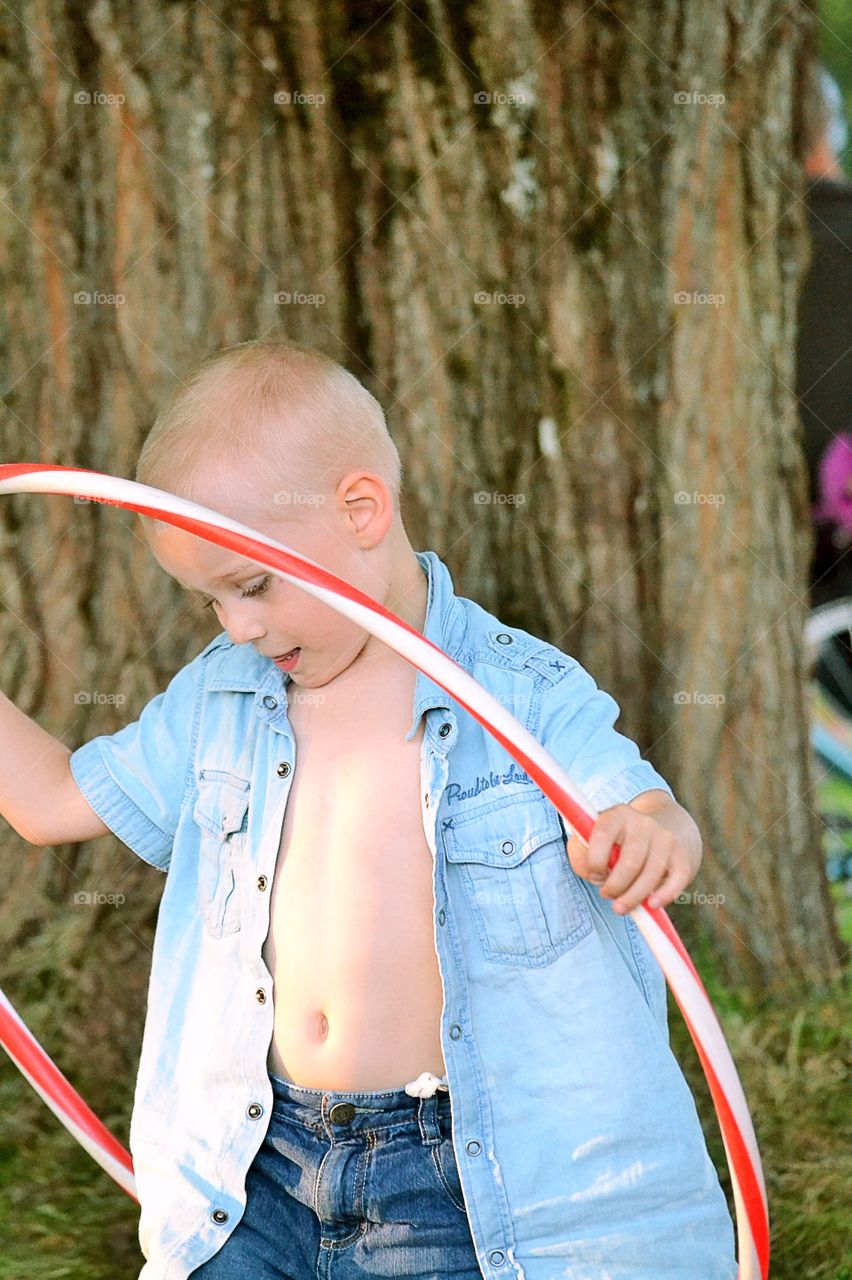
[317,1011,329,1039]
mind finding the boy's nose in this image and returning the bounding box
[220,606,266,646]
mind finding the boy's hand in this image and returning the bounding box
[565,790,703,915]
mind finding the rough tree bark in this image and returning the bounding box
[0,0,843,1146]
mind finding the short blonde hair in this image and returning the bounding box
[134,338,403,524]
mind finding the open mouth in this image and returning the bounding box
[274,648,301,670]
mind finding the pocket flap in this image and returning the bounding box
[442,794,564,867]
[193,771,251,838]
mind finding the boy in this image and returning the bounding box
[1,339,737,1278]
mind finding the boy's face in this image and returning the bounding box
[143,469,393,689]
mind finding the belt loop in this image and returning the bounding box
[417,1093,442,1147]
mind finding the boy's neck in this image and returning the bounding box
[384,546,428,635]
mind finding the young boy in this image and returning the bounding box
[4,339,737,1279]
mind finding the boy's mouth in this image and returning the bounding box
[273,648,301,671]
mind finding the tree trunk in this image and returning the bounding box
[0,1,842,1138]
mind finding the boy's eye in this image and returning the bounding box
[201,575,271,610]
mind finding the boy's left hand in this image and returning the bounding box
[565,793,703,915]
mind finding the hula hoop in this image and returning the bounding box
[0,464,769,1277]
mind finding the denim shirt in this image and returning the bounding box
[69,549,736,1280]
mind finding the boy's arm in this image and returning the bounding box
[2,644,206,859]
[536,657,701,910]
[65,651,208,871]
[0,691,109,845]
[537,656,676,812]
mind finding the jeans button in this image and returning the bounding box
[329,1102,356,1124]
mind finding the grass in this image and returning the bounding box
[2,963,849,1278]
[0,1068,141,1278]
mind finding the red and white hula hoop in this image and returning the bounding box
[0,464,769,1278]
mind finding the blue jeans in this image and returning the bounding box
[189,1071,483,1279]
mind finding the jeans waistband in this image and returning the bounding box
[268,1070,452,1127]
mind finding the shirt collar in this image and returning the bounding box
[203,550,467,737]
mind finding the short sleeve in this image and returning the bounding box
[68,653,205,871]
[537,657,675,814]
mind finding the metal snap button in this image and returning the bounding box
[495,633,513,644]
[257,875,268,891]
[449,1023,462,1039]
[262,695,278,710]
[211,1208,229,1224]
[439,722,451,736]
[329,1101,356,1124]
[247,1103,263,1120]
[276,762,291,777]
[488,1249,506,1265]
[500,840,514,855]
[438,908,446,925]
[255,988,267,1004]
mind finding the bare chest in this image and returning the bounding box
[260,668,434,974]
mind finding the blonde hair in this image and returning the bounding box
[134,338,403,525]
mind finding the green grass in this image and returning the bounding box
[2,970,849,1278]
[0,1069,141,1278]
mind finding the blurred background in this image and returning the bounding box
[0,2,850,1276]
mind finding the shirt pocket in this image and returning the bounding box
[192,769,250,938]
[442,794,592,966]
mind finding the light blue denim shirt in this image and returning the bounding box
[69,549,736,1279]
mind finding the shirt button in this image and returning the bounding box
[439,722,451,737]
[276,762,291,777]
[488,1249,506,1265]
[438,908,446,925]
[495,632,513,645]
[466,1139,482,1156]
[424,792,430,808]
[262,695,278,710]
[257,875,268,891]
[255,988,267,1004]
[449,1023,462,1039]
[500,840,514,855]
[211,1209,229,1225]
[247,1103,263,1120]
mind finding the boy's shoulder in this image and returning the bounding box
[454,592,580,693]
[417,549,577,690]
